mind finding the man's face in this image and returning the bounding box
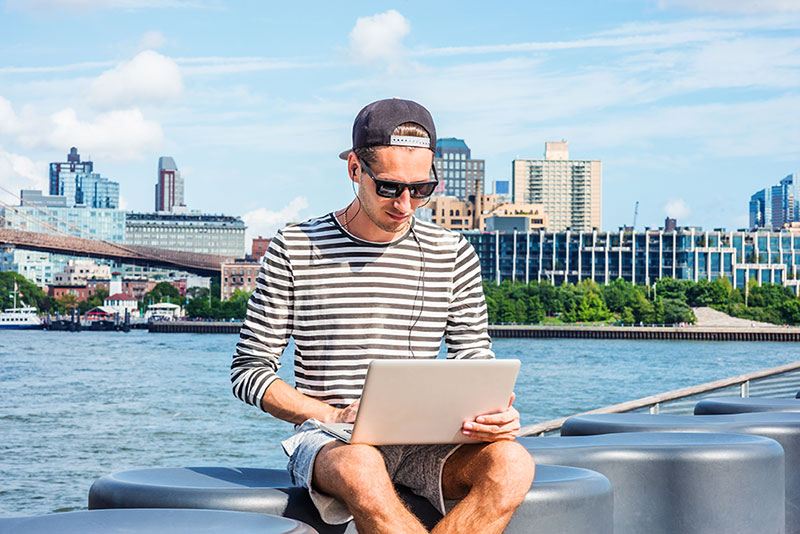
[354,147,434,235]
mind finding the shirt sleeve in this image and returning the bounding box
[231,231,294,410]
[445,235,494,360]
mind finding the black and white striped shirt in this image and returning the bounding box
[231,213,493,410]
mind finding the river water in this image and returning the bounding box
[1,329,798,516]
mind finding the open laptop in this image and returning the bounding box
[318,358,521,445]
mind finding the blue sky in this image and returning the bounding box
[1,0,799,243]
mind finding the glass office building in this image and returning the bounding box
[750,173,800,231]
[49,147,119,209]
[433,138,485,201]
[1,205,126,242]
[464,228,800,294]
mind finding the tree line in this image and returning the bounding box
[0,273,250,321]
[482,277,800,326]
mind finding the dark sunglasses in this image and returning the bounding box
[359,158,439,199]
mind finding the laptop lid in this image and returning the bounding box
[349,358,520,445]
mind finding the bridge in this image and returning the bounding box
[0,228,233,277]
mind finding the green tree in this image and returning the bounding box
[662,298,695,324]
[629,289,655,324]
[603,278,634,313]
[55,293,79,313]
[577,291,612,322]
[619,306,636,324]
[525,296,545,323]
[685,279,713,307]
[0,272,49,311]
[655,277,687,301]
[143,281,186,308]
[779,299,800,324]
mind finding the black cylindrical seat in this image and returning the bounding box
[0,508,316,534]
[695,396,800,414]
[519,432,785,534]
[89,464,613,534]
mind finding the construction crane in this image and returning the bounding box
[632,201,639,230]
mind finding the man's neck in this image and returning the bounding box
[335,204,410,243]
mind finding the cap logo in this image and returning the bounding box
[390,135,430,149]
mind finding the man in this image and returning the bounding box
[232,98,535,534]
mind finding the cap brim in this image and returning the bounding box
[338,149,352,160]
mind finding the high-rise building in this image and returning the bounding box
[433,138,485,201]
[155,156,185,213]
[49,147,119,208]
[512,142,601,232]
[749,174,800,230]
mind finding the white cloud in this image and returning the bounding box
[88,50,183,109]
[0,148,48,203]
[0,96,163,160]
[48,108,163,160]
[664,198,691,220]
[242,197,309,243]
[349,10,410,66]
[658,0,800,14]
[139,30,167,51]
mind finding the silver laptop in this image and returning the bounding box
[318,358,521,445]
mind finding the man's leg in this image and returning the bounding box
[313,441,428,534]
[433,441,535,534]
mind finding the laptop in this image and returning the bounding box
[318,358,521,445]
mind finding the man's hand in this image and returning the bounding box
[329,399,360,424]
[461,392,521,442]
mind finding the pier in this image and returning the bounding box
[144,321,800,341]
[488,325,800,341]
[148,321,243,334]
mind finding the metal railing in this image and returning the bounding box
[519,360,800,437]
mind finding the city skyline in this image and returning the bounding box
[1,1,799,243]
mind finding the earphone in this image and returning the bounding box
[408,226,426,359]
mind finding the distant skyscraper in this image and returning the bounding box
[155,156,185,212]
[512,141,601,232]
[749,173,799,230]
[48,147,119,209]
[433,138,485,201]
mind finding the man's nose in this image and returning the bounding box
[393,188,412,212]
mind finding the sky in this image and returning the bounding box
[1,0,799,244]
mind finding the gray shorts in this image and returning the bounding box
[281,419,461,525]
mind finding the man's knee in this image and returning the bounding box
[478,441,536,508]
[313,442,391,498]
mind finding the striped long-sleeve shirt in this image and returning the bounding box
[231,213,494,410]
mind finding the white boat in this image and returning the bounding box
[1,284,41,329]
[0,305,41,329]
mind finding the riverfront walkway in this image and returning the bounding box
[692,307,775,328]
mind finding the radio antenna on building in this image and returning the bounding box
[633,201,639,230]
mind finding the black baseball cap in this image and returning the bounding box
[338,98,437,160]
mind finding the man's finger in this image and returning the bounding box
[475,407,519,425]
[463,419,520,435]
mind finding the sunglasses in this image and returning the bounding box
[359,158,439,199]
